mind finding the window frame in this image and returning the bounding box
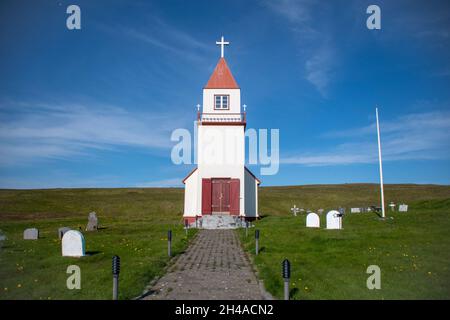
[214,94,230,110]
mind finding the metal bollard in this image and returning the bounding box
[168,230,172,257]
[112,255,120,300]
[245,221,249,237]
[255,229,260,255]
[282,259,290,300]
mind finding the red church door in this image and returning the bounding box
[211,178,230,214]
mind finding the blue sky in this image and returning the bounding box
[0,0,449,188]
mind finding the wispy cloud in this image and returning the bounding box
[282,110,450,166]
[0,100,183,166]
[111,17,212,63]
[0,174,123,189]
[265,0,311,25]
[136,178,183,188]
[304,44,334,96]
[263,0,335,96]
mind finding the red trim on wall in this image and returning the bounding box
[229,178,240,215]
[200,122,246,127]
[201,178,212,215]
[184,217,197,224]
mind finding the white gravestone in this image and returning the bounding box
[326,210,342,230]
[317,209,324,215]
[351,208,361,213]
[306,212,320,228]
[399,204,408,212]
[62,230,85,257]
[24,228,39,240]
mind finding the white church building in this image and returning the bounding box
[183,37,260,227]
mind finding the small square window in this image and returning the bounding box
[214,95,230,110]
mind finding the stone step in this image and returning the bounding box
[189,215,247,229]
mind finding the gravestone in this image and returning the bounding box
[62,230,85,257]
[290,205,300,217]
[326,210,342,230]
[317,208,324,215]
[399,204,408,212]
[58,227,71,240]
[351,208,361,213]
[0,230,6,248]
[389,202,396,212]
[24,228,39,240]
[85,212,98,231]
[306,212,320,228]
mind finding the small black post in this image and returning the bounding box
[245,221,249,237]
[168,230,172,257]
[282,259,290,300]
[255,229,260,255]
[184,220,188,236]
[112,255,120,300]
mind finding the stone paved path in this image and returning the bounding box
[141,229,267,300]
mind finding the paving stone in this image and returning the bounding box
[142,229,265,300]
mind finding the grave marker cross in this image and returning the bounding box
[291,205,300,216]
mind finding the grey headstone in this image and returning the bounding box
[399,204,408,212]
[85,211,98,231]
[0,229,6,241]
[317,209,324,215]
[24,228,39,240]
[58,227,71,239]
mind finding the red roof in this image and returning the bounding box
[205,58,239,89]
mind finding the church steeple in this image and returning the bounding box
[204,58,239,89]
[201,36,242,122]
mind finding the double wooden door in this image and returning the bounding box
[202,178,240,215]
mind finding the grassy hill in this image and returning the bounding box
[0,188,193,300]
[0,184,449,299]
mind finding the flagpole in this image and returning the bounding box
[376,107,385,219]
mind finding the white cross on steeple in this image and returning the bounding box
[216,36,229,58]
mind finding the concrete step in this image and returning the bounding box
[190,215,246,229]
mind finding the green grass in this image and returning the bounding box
[239,185,450,300]
[1,184,450,300]
[0,188,196,300]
